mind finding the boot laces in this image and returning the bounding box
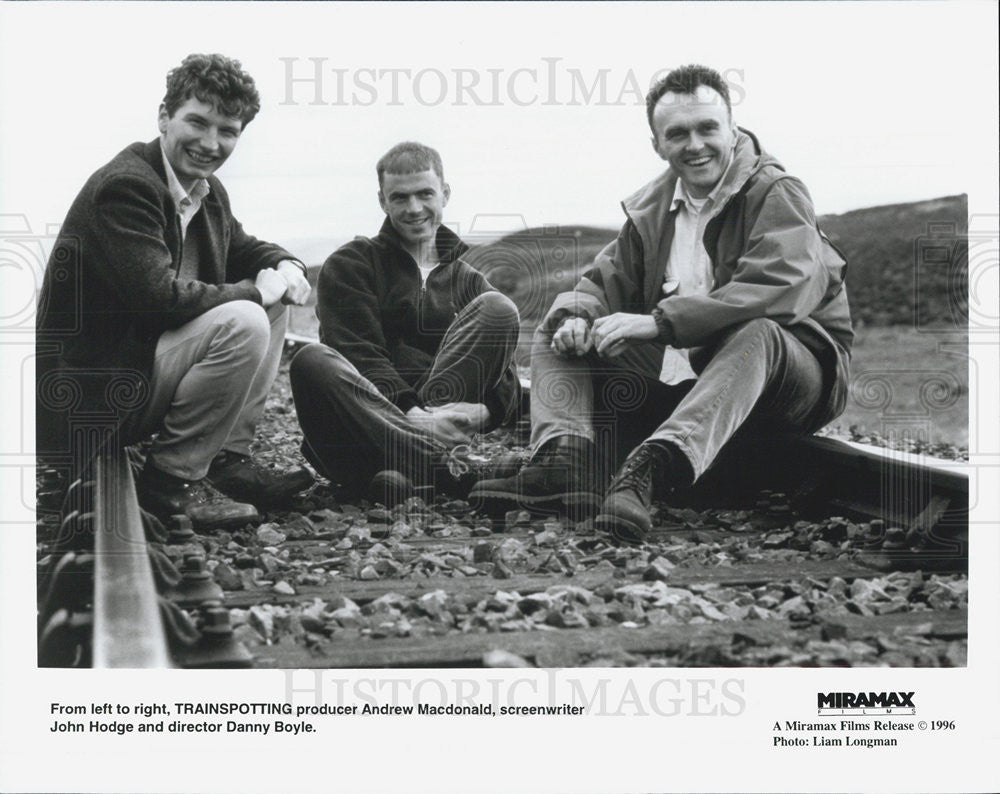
[444,444,490,478]
[611,446,657,495]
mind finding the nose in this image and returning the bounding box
[685,132,705,152]
[198,127,220,152]
[405,196,422,214]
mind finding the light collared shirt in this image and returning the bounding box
[161,148,210,240]
[658,173,729,384]
[161,145,308,286]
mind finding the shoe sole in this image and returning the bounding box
[470,488,601,519]
[207,473,315,509]
[594,513,647,546]
[187,502,262,533]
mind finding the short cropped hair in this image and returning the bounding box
[377,142,445,188]
[162,53,261,127]
[646,64,732,131]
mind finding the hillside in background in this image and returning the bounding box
[462,195,969,329]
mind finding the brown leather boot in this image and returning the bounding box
[207,451,314,508]
[469,435,602,517]
[367,470,415,508]
[137,464,260,532]
[595,443,673,544]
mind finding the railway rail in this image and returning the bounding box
[36,419,969,669]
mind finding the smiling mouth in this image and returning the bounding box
[685,155,713,168]
[186,149,218,165]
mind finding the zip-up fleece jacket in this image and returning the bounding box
[542,128,854,428]
[315,218,519,426]
[36,138,296,457]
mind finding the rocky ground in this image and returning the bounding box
[36,349,968,668]
[202,351,969,668]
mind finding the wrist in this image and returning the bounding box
[278,259,308,277]
[651,307,675,345]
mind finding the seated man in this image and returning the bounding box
[290,142,521,501]
[36,53,314,527]
[472,64,853,543]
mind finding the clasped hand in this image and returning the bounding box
[552,313,657,359]
[405,402,490,446]
[254,261,312,308]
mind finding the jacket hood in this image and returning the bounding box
[622,128,784,251]
[374,216,469,265]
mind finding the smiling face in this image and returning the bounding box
[650,85,737,198]
[378,169,451,255]
[157,96,243,190]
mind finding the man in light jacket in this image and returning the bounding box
[471,64,853,543]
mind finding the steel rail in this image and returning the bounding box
[92,451,172,668]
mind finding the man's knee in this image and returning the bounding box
[290,343,356,390]
[215,299,271,351]
[730,317,784,344]
[291,343,333,386]
[468,291,519,328]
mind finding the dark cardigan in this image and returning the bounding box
[36,138,295,458]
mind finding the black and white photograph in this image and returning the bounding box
[1,1,998,792]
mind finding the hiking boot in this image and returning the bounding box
[207,451,314,508]
[594,443,674,544]
[426,446,486,500]
[469,435,601,517]
[367,470,415,508]
[137,464,260,532]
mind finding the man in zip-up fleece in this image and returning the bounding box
[471,64,853,544]
[290,142,521,502]
[36,53,314,529]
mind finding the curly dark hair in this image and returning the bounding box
[645,64,731,131]
[377,142,445,189]
[162,53,261,126]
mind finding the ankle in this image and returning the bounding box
[645,440,694,487]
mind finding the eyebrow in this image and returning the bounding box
[388,187,435,199]
[664,118,722,135]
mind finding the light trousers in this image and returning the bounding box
[131,300,287,480]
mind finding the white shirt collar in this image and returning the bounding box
[670,152,737,213]
[160,146,210,211]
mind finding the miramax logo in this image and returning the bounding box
[817,691,916,715]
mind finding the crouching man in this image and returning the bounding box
[290,142,521,501]
[37,53,314,528]
[472,64,853,543]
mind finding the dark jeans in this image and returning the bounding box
[290,292,520,491]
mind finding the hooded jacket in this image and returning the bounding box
[315,218,519,424]
[36,138,295,458]
[542,128,853,427]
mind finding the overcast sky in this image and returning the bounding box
[1,1,997,266]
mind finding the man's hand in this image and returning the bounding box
[254,268,289,307]
[277,260,312,306]
[430,402,491,433]
[405,406,474,446]
[551,317,593,357]
[591,312,658,358]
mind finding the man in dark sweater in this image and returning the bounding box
[36,53,314,527]
[290,142,521,501]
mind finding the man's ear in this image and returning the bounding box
[377,190,387,213]
[157,103,169,135]
[442,182,451,206]
[650,135,666,161]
